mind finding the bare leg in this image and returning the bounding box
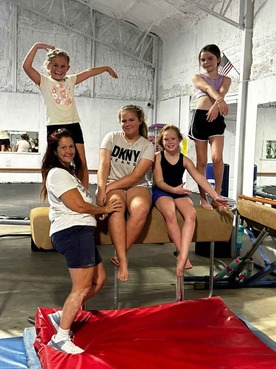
[155,196,192,270]
[75,143,89,189]
[108,187,151,281]
[60,267,94,330]
[107,189,128,281]
[174,197,196,276]
[83,262,106,302]
[209,136,225,209]
[195,140,212,210]
[125,187,152,251]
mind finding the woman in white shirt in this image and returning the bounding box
[41,128,121,355]
[15,134,31,152]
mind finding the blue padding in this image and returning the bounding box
[0,337,27,369]
[23,328,41,369]
[237,314,276,351]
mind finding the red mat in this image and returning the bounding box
[34,297,276,369]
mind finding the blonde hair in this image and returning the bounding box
[157,124,183,150]
[43,48,70,71]
[118,105,148,138]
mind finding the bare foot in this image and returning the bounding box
[200,198,213,210]
[111,256,128,281]
[184,259,193,270]
[176,266,183,277]
[176,255,192,276]
[117,259,128,282]
[174,252,192,269]
[111,256,120,267]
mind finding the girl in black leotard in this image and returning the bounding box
[153,124,228,277]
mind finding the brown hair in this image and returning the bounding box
[198,44,221,66]
[157,124,183,150]
[41,128,82,201]
[118,105,148,138]
[44,48,70,70]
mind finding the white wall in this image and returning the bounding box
[243,76,276,195]
[255,107,276,188]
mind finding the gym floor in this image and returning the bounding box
[0,183,275,343]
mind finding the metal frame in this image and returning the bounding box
[113,242,216,310]
[183,222,276,292]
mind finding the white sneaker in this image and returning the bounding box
[48,335,84,354]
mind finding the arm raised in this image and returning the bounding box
[76,66,118,84]
[22,43,55,86]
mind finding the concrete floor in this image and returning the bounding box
[0,183,275,343]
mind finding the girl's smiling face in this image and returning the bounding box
[162,129,180,152]
[199,51,221,73]
[47,56,70,80]
[120,110,141,139]
[56,136,76,167]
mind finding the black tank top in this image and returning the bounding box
[161,151,185,187]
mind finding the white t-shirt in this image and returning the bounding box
[39,75,80,125]
[46,167,96,236]
[100,131,155,187]
[16,140,31,152]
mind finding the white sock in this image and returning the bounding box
[55,327,70,342]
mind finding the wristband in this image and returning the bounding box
[216,98,224,105]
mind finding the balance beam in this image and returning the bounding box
[30,206,234,307]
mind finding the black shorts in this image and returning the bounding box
[47,122,84,144]
[0,138,10,146]
[188,109,226,141]
[51,225,102,268]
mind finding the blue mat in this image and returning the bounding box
[23,328,41,369]
[0,328,41,369]
[0,337,27,369]
[238,314,276,351]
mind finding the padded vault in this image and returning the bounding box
[34,297,276,369]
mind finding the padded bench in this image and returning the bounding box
[30,206,234,249]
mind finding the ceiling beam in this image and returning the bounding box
[181,0,244,29]
[12,0,156,67]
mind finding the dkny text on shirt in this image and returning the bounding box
[111,145,141,165]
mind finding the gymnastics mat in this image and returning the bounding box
[0,336,28,369]
[33,296,276,369]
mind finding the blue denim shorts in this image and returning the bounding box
[51,225,102,268]
[152,188,189,204]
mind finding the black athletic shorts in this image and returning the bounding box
[47,122,84,144]
[0,138,10,146]
[188,109,226,141]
